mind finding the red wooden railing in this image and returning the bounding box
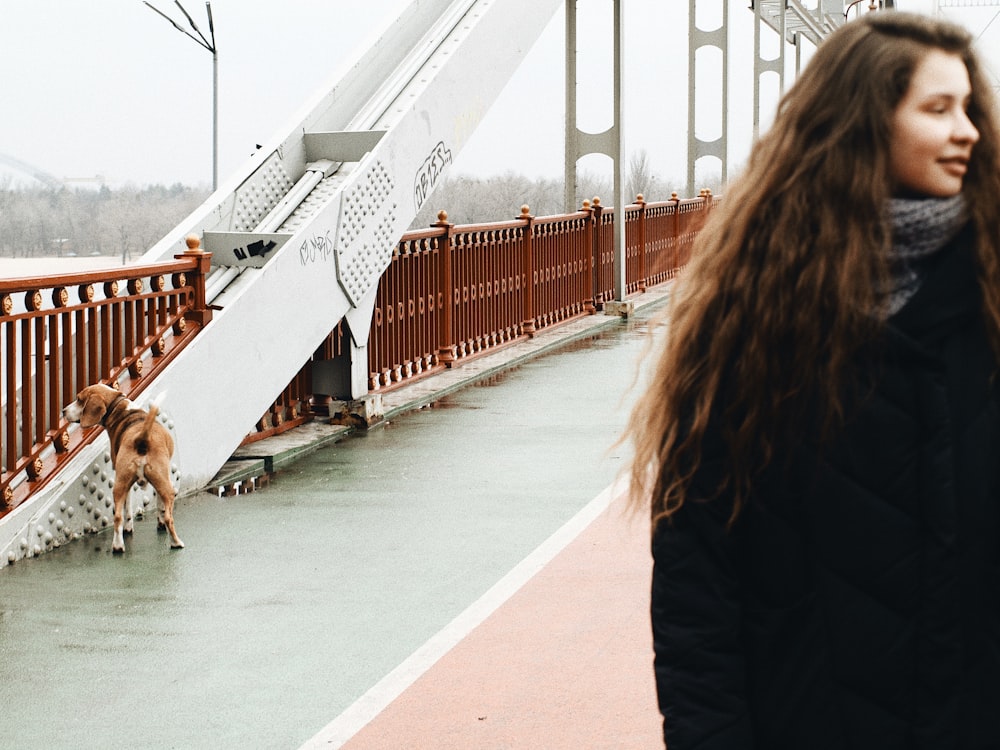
[369,192,712,391]
[1,192,715,509]
[250,192,715,434]
[1,241,213,512]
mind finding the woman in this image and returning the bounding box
[626,11,1000,749]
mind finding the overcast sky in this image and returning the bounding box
[0,0,993,193]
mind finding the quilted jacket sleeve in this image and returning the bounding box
[651,455,754,750]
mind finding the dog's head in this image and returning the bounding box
[62,384,125,428]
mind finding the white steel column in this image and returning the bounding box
[611,0,626,303]
[753,0,783,142]
[563,0,628,304]
[687,0,730,198]
[564,1,578,213]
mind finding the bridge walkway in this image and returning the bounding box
[0,285,670,750]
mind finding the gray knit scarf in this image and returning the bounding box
[886,194,968,315]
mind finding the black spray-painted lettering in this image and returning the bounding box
[413,141,453,212]
[233,239,278,261]
[299,230,334,266]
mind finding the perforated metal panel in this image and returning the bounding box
[233,156,295,232]
[335,160,398,306]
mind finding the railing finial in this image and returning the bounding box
[185,234,202,252]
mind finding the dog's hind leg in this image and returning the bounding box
[123,493,135,536]
[149,464,183,549]
[111,478,131,554]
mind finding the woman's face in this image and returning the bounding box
[889,49,979,198]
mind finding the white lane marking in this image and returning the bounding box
[299,476,628,749]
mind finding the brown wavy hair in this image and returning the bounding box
[627,12,1000,530]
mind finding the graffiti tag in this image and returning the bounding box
[413,141,453,213]
[299,230,335,266]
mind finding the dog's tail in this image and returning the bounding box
[134,405,159,456]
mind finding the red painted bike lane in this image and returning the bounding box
[306,483,663,749]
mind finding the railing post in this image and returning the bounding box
[175,234,213,328]
[636,193,647,293]
[671,191,681,274]
[434,211,457,368]
[672,191,681,234]
[519,205,537,337]
[581,199,597,315]
[591,197,605,310]
[700,187,715,230]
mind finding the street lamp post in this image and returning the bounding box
[143,1,218,191]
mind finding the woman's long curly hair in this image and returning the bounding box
[627,12,1000,531]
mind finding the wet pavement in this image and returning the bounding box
[1,287,670,749]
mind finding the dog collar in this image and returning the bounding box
[103,394,127,426]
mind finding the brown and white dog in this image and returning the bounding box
[63,384,184,553]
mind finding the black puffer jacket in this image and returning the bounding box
[652,228,1000,749]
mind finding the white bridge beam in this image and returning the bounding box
[1,0,563,566]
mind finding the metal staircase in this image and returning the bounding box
[754,0,843,47]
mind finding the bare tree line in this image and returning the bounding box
[410,150,716,229]
[1,151,704,262]
[0,179,209,261]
